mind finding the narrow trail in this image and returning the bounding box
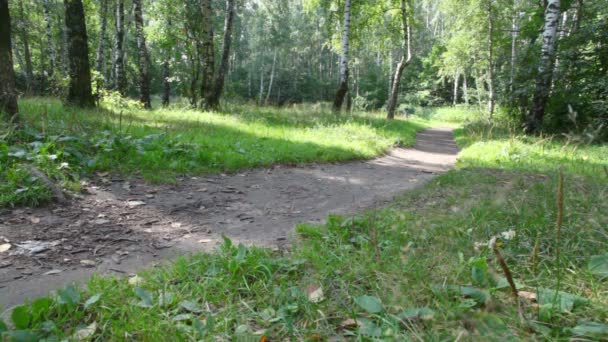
[0,127,459,308]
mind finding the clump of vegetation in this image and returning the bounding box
[3,118,605,340]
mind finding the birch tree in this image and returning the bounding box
[386,0,412,119]
[200,0,215,108]
[332,0,352,112]
[114,0,126,95]
[525,0,561,132]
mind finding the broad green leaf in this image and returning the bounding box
[469,257,489,287]
[179,300,203,313]
[134,287,154,308]
[6,330,39,342]
[358,318,382,337]
[588,254,608,279]
[398,307,435,321]
[537,288,588,313]
[11,306,31,330]
[84,294,101,309]
[31,298,52,318]
[355,295,383,313]
[571,322,608,339]
[0,318,7,333]
[235,244,247,263]
[57,285,80,306]
[193,318,206,337]
[172,314,194,322]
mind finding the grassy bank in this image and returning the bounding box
[2,115,606,340]
[0,98,427,207]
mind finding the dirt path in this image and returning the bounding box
[0,127,458,309]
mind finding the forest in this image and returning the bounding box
[0,0,607,340]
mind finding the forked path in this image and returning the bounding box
[0,127,459,308]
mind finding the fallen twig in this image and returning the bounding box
[491,237,524,321]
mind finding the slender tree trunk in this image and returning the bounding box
[43,0,56,78]
[96,0,108,83]
[386,0,412,119]
[525,0,561,132]
[463,73,469,105]
[0,0,19,120]
[487,0,495,120]
[18,0,33,92]
[114,0,126,95]
[209,0,236,108]
[161,19,171,107]
[453,73,459,105]
[64,0,95,107]
[265,49,277,105]
[59,8,69,74]
[509,15,518,93]
[258,70,265,105]
[332,0,351,112]
[161,59,170,107]
[133,0,151,108]
[200,0,215,108]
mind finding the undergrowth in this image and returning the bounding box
[2,114,606,340]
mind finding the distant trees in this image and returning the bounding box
[63,0,94,107]
[0,0,18,119]
[1,0,605,136]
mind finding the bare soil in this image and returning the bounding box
[0,127,458,309]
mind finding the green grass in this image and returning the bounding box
[0,98,427,207]
[2,109,607,340]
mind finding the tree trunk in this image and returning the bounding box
[463,73,469,105]
[525,0,561,132]
[332,0,351,112]
[133,0,151,108]
[64,0,95,107]
[95,0,108,83]
[265,49,278,105]
[43,0,56,78]
[200,0,215,108]
[386,0,412,120]
[453,73,459,105]
[162,59,170,107]
[509,15,518,93]
[487,0,495,120]
[162,19,171,107]
[18,0,33,92]
[0,0,18,120]
[114,0,126,95]
[258,71,265,105]
[209,0,236,108]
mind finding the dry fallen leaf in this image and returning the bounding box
[29,216,41,224]
[80,259,96,267]
[0,244,11,253]
[43,269,63,276]
[128,275,144,286]
[127,200,146,208]
[518,291,537,302]
[307,285,325,303]
[340,318,362,329]
[171,222,182,228]
[198,239,214,244]
[73,322,97,340]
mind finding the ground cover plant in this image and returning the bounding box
[2,113,605,340]
[0,98,427,207]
